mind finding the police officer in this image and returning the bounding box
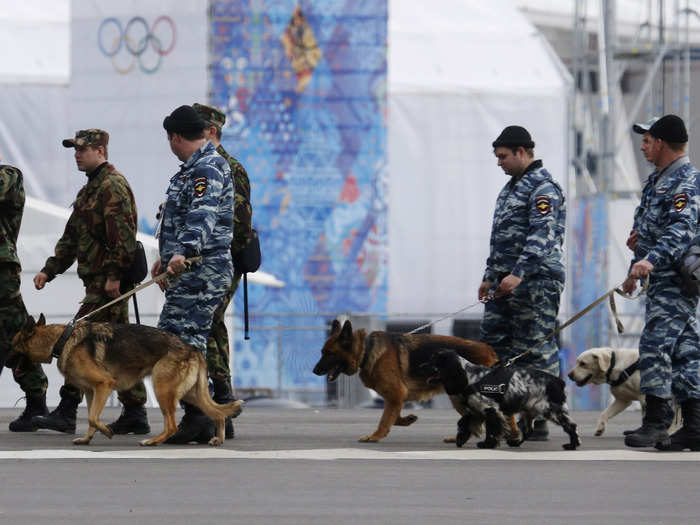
[622,114,700,450]
[193,102,252,440]
[478,126,566,441]
[31,130,150,436]
[156,105,234,444]
[0,155,50,431]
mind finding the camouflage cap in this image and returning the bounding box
[62,129,109,148]
[193,103,226,129]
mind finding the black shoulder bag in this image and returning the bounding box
[676,239,700,297]
[120,240,149,323]
[232,229,261,339]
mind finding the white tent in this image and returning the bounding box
[388,0,571,318]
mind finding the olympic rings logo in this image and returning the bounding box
[97,16,177,75]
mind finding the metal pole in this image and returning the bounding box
[674,0,681,114]
[276,324,283,398]
[684,2,691,124]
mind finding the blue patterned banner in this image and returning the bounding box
[210,1,388,392]
[567,194,610,409]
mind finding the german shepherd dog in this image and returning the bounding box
[11,314,243,446]
[312,319,502,442]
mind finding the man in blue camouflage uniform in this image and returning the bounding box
[155,105,234,444]
[622,115,700,450]
[478,126,566,441]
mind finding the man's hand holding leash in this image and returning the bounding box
[623,259,654,296]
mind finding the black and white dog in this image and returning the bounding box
[427,350,581,450]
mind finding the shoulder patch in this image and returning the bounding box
[535,195,552,216]
[193,177,208,198]
[673,193,689,212]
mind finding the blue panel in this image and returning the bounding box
[210,0,388,389]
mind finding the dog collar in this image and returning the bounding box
[605,351,639,388]
[360,335,374,370]
[52,320,76,359]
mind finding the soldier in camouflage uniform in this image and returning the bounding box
[0,156,50,431]
[31,130,150,436]
[193,102,253,439]
[622,115,700,450]
[156,105,234,444]
[478,126,566,441]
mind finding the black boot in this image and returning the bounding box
[31,396,79,434]
[624,398,675,436]
[657,399,700,451]
[624,395,671,448]
[529,420,549,441]
[9,393,49,432]
[212,379,240,439]
[106,405,151,435]
[165,402,215,444]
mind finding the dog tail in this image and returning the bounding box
[546,377,567,406]
[192,360,244,420]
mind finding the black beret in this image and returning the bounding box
[633,114,688,143]
[163,105,207,134]
[492,125,535,149]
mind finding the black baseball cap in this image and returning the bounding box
[633,114,688,143]
[492,126,535,149]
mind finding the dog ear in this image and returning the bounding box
[37,313,46,326]
[339,319,353,344]
[595,349,611,372]
[330,319,341,335]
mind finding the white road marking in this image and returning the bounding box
[0,448,698,461]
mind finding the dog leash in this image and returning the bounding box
[51,256,202,358]
[406,297,494,335]
[504,275,650,368]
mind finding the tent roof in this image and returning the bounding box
[389,0,568,95]
[22,197,284,288]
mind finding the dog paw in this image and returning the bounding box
[102,427,114,439]
[358,435,380,443]
[594,429,604,437]
[396,414,418,426]
[72,436,91,445]
[477,439,498,449]
[208,437,223,447]
[506,438,523,448]
[139,438,157,446]
[443,435,456,443]
[455,433,468,448]
[562,443,578,450]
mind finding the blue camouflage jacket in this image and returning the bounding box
[158,141,234,264]
[632,156,700,274]
[483,160,566,283]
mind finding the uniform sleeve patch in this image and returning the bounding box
[535,195,552,216]
[673,193,689,212]
[193,177,208,197]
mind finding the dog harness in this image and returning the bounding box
[51,319,76,359]
[605,351,639,388]
[360,335,375,370]
[465,366,516,402]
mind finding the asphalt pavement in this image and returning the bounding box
[0,406,698,525]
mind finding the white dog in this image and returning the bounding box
[568,347,681,436]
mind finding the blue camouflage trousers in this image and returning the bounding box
[158,257,233,353]
[480,277,563,376]
[639,275,700,402]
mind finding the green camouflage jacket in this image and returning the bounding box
[0,164,25,267]
[42,162,137,284]
[216,144,252,252]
